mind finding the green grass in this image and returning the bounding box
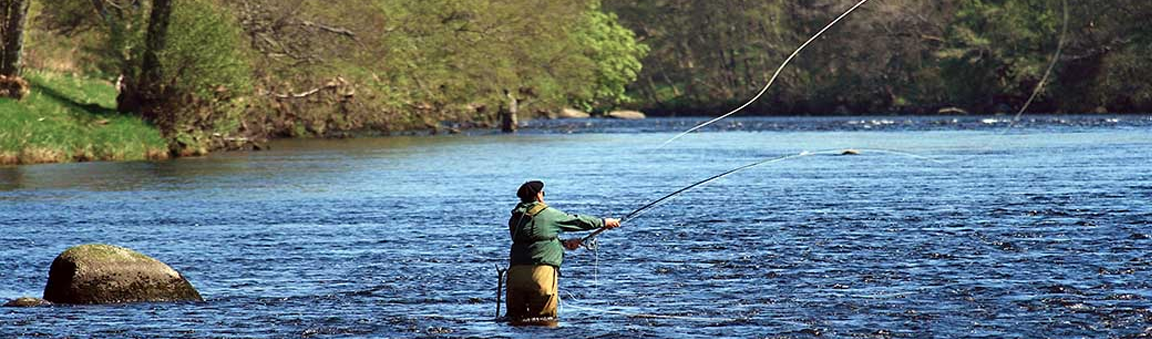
[0,71,168,165]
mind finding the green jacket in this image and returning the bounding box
[508,201,604,268]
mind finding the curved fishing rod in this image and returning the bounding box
[580,147,936,245]
[658,0,873,149]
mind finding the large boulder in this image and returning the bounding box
[554,108,591,119]
[43,244,202,304]
[606,110,646,120]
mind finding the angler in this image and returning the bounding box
[503,180,620,324]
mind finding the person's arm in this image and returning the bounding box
[551,209,622,250]
[554,212,605,232]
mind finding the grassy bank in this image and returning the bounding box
[0,71,168,165]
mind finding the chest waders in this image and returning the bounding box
[497,203,549,319]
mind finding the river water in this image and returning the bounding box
[1,115,1151,338]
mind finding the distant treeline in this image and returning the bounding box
[606,0,1152,115]
[8,0,1151,154]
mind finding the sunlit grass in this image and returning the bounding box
[0,71,168,165]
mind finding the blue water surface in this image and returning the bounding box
[1,115,1151,338]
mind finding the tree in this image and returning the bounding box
[570,2,649,111]
[0,0,30,99]
[119,0,172,124]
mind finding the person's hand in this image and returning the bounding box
[563,238,583,251]
[603,218,621,229]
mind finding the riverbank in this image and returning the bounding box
[0,72,168,166]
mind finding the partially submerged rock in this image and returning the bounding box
[606,110,646,120]
[937,107,968,115]
[554,108,590,119]
[43,244,202,304]
[4,297,51,307]
[841,149,861,155]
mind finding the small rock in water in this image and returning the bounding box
[841,149,861,155]
[606,110,646,120]
[4,297,52,307]
[937,107,969,115]
[427,327,454,334]
[799,328,823,336]
[554,108,591,119]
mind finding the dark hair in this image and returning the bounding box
[517,181,544,202]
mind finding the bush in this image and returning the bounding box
[570,4,649,111]
[161,0,250,103]
[158,0,251,150]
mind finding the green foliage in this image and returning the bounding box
[155,0,251,151]
[363,0,648,117]
[937,0,1062,110]
[370,0,626,119]
[606,0,1151,114]
[570,3,649,111]
[161,0,250,101]
[93,1,149,80]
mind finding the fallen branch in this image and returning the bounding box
[301,20,356,40]
[272,88,321,99]
[269,77,353,99]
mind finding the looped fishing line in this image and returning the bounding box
[659,0,1069,166]
[659,0,873,148]
[568,0,1070,322]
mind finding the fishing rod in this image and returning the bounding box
[580,147,938,246]
[564,0,1072,323]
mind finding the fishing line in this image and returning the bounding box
[936,0,1069,165]
[658,0,873,148]
[567,147,947,321]
[1005,0,1068,134]
[659,0,1070,161]
[566,0,1069,322]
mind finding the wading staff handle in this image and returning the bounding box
[495,264,507,319]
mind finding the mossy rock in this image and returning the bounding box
[42,244,202,304]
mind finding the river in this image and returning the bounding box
[2,115,1151,338]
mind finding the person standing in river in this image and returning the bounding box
[505,180,620,323]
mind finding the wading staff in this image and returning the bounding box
[495,264,507,319]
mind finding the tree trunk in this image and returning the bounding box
[0,0,30,99]
[501,89,518,133]
[0,0,28,77]
[125,0,174,130]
